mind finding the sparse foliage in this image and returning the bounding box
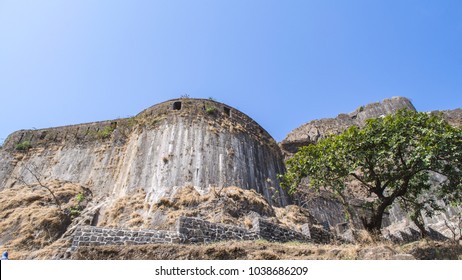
[15,140,32,151]
[16,163,62,210]
[96,125,115,139]
[205,106,217,114]
[76,193,85,203]
[281,109,462,233]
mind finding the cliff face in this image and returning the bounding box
[280,97,416,156]
[434,108,462,127]
[0,99,289,207]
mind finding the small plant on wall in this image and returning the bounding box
[96,125,115,140]
[15,140,32,151]
[205,106,216,114]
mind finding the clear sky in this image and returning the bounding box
[1,0,461,143]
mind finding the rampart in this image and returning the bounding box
[0,98,289,206]
[2,98,279,153]
[71,216,332,250]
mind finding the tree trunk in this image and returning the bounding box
[411,212,428,238]
[364,200,392,233]
[364,206,385,233]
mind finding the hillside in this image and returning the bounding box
[71,240,461,260]
[0,97,461,260]
[0,182,318,259]
[1,180,460,260]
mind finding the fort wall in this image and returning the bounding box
[71,216,332,251]
[0,98,289,206]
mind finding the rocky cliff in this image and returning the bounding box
[280,96,416,156]
[281,97,462,156]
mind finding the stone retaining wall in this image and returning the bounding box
[72,227,182,250]
[178,216,259,243]
[309,225,333,244]
[254,219,309,243]
[71,216,331,250]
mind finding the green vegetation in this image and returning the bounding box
[69,205,82,218]
[15,140,32,151]
[281,109,462,233]
[76,193,85,203]
[205,106,217,114]
[126,116,137,127]
[68,193,86,218]
[96,125,115,140]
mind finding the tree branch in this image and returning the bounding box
[349,173,374,190]
[18,164,62,210]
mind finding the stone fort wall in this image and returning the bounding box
[71,216,332,250]
[2,98,279,151]
[1,98,289,206]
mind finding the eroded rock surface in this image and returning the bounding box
[280,96,416,156]
[0,98,289,206]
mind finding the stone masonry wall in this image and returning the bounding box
[309,225,333,244]
[178,216,259,243]
[254,219,309,243]
[71,216,329,250]
[71,227,182,250]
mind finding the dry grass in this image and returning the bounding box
[96,186,280,231]
[2,181,461,260]
[274,205,317,231]
[98,189,149,229]
[71,240,462,260]
[0,180,86,260]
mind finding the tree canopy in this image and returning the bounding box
[281,109,462,233]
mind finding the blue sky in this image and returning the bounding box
[1,0,461,143]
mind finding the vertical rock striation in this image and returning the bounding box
[0,98,289,206]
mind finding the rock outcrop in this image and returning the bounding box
[433,108,462,127]
[280,96,416,156]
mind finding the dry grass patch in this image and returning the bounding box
[0,181,86,259]
[71,240,460,260]
[98,189,149,229]
[96,185,284,231]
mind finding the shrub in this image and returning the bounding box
[206,106,216,114]
[76,193,85,203]
[15,140,32,151]
[96,126,115,139]
[69,206,81,218]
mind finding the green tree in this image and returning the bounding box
[281,109,462,233]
